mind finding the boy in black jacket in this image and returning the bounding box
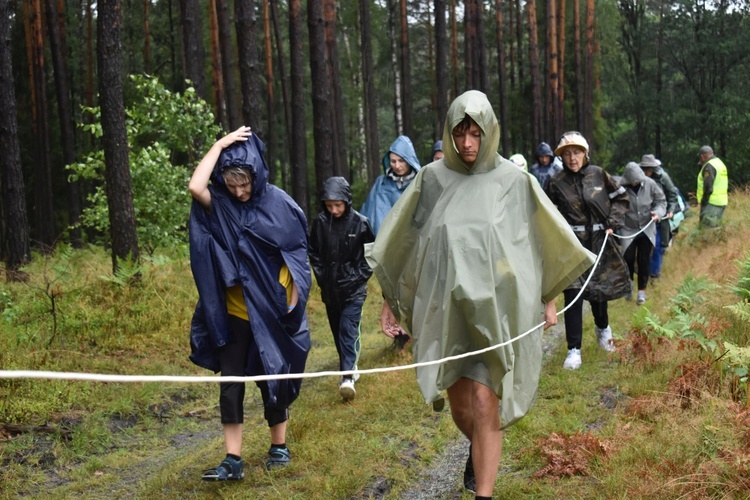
[309,177,375,401]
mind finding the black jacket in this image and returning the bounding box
[309,177,375,305]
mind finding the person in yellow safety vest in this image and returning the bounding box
[696,145,729,227]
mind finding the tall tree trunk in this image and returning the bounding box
[270,0,292,190]
[262,0,275,182]
[527,0,543,146]
[97,0,140,272]
[464,0,476,88]
[44,0,82,246]
[307,0,333,199]
[434,0,448,137]
[26,0,56,249]
[508,0,515,89]
[583,0,595,142]
[515,0,524,86]
[547,0,559,142]
[398,0,412,138]
[178,0,206,97]
[0,0,31,277]
[288,0,309,215]
[388,0,403,135]
[495,0,509,156]
[655,0,664,157]
[215,0,241,130]
[557,0,566,137]
[86,0,94,107]
[450,0,459,99]
[209,0,228,130]
[143,0,151,73]
[324,0,347,178]
[359,0,380,187]
[573,0,582,131]
[234,0,262,132]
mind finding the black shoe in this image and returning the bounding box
[202,455,244,481]
[463,444,476,492]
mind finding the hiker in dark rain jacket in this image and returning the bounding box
[188,126,310,479]
[309,177,374,401]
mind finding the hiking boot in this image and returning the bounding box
[595,326,616,352]
[266,446,291,469]
[463,444,476,492]
[636,291,646,305]
[339,377,356,401]
[202,455,244,481]
[563,348,582,370]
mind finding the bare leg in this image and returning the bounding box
[223,423,243,456]
[447,378,503,497]
[270,420,287,445]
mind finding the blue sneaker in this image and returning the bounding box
[202,455,244,481]
[266,446,291,469]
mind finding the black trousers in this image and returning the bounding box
[218,315,289,427]
[563,289,609,350]
[623,234,654,291]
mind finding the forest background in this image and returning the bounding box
[1,0,750,272]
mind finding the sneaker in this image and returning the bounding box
[463,444,476,492]
[563,348,582,370]
[266,446,291,469]
[202,455,244,481]
[352,364,360,382]
[595,326,616,352]
[636,291,646,305]
[339,377,356,401]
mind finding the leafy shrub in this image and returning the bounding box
[68,75,221,254]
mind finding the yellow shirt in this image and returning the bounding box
[226,265,293,320]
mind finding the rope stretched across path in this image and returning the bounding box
[0,221,656,385]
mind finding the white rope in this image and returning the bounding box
[0,229,615,385]
[609,217,656,240]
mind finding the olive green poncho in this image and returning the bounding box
[365,91,594,426]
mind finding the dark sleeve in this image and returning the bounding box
[308,217,325,284]
[604,171,629,231]
[701,164,717,205]
[661,174,680,214]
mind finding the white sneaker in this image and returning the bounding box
[563,348,582,370]
[596,326,616,352]
[352,364,360,382]
[339,378,356,401]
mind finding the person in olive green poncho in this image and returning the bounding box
[365,91,594,497]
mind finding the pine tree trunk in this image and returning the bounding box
[388,0,403,136]
[86,0,94,107]
[215,0,241,130]
[359,0,380,187]
[515,0,524,86]
[26,0,56,249]
[324,0,347,179]
[307,0,333,199]
[398,0,412,138]
[450,0,459,99]
[655,0,664,157]
[143,0,151,73]
[262,0,275,183]
[270,0,292,190]
[574,0,582,131]
[547,0,558,142]
[288,0,309,215]
[234,0,262,132]
[495,0,509,156]
[527,0,543,146]
[584,0,595,141]
[557,0,566,138]
[0,0,30,276]
[434,0,448,138]
[178,0,206,97]
[209,0,228,130]
[97,0,140,272]
[44,0,81,247]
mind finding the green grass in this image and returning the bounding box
[3,192,750,498]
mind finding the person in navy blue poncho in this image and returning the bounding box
[188,126,310,480]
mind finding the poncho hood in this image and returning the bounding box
[212,133,269,197]
[382,136,421,176]
[621,161,647,185]
[443,90,501,174]
[320,176,352,208]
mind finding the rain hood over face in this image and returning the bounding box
[361,136,422,235]
[366,90,594,427]
[188,134,311,409]
[621,161,647,185]
[320,176,352,209]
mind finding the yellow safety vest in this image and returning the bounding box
[696,157,728,206]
